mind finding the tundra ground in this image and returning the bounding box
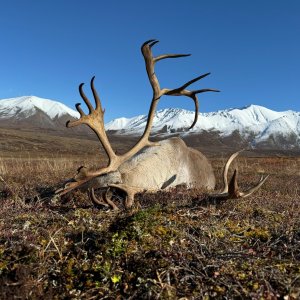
[0,143,299,299]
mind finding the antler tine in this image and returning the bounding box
[89,188,120,210]
[150,40,191,63]
[88,188,110,208]
[141,39,157,48]
[194,88,220,94]
[79,83,94,114]
[66,82,95,128]
[175,73,212,91]
[209,151,269,200]
[188,94,199,129]
[238,174,269,198]
[166,91,217,131]
[155,53,191,62]
[227,169,240,197]
[162,73,219,129]
[75,103,85,117]
[185,90,219,130]
[159,70,219,129]
[227,169,270,198]
[91,76,103,111]
[162,90,218,130]
[149,40,159,48]
[220,150,243,193]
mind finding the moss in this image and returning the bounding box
[107,232,129,257]
[244,226,270,241]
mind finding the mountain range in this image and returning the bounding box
[0,96,299,150]
[106,105,300,149]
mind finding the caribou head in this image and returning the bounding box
[56,40,268,210]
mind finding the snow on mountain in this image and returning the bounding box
[0,96,79,120]
[0,96,299,148]
[106,105,300,146]
[257,116,297,142]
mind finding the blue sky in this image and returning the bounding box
[0,0,299,121]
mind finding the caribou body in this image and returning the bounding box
[81,137,216,208]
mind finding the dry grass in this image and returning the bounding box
[0,153,299,299]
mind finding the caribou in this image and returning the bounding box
[56,40,268,210]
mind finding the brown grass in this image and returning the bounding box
[0,152,299,299]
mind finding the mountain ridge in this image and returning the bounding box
[0,96,299,149]
[106,104,300,149]
[0,96,79,119]
[0,96,81,131]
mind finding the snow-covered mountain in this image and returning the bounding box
[106,105,300,148]
[0,96,80,130]
[0,96,79,120]
[0,96,299,149]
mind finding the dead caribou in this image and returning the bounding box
[56,40,268,210]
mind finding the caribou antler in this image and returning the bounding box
[210,151,269,200]
[56,39,219,196]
